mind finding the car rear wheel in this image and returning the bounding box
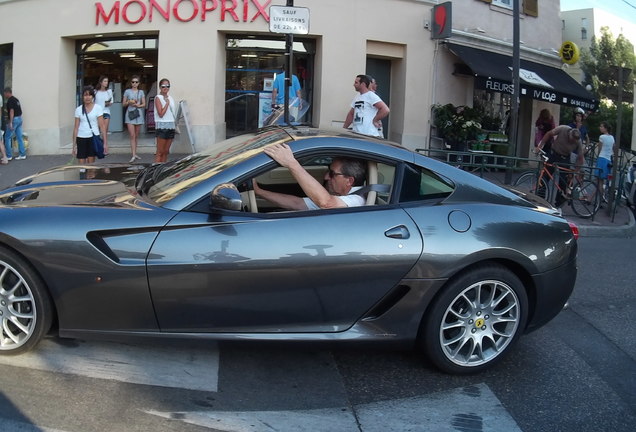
[0,247,53,355]
[422,264,528,374]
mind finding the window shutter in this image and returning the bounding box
[478,0,492,3]
[523,0,538,17]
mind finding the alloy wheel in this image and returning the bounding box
[439,279,521,367]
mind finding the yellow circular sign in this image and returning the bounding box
[560,41,580,65]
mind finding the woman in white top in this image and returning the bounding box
[72,85,105,164]
[596,121,616,202]
[153,78,177,163]
[94,75,113,155]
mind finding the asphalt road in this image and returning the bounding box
[0,237,634,432]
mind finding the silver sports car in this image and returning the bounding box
[0,127,577,374]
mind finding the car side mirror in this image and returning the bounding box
[210,183,243,211]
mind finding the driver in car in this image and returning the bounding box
[253,143,366,211]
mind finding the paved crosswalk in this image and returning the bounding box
[0,340,523,431]
[144,383,521,432]
[0,338,219,391]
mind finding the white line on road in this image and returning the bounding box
[144,383,522,432]
[0,339,219,391]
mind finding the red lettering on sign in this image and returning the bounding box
[149,0,170,22]
[173,0,199,22]
[221,0,239,22]
[201,0,218,21]
[250,0,270,22]
[122,0,147,24]
[96,1,121,25]
[94,0,270,24]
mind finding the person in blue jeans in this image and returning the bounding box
[3,87,26,160]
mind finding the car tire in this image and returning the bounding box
[421,264,528,374]
[0,246,53,355]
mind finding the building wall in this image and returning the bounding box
[0,0,438,154]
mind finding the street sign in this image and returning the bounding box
[269,5,310,35]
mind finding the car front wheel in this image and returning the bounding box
[0,246,53,355]
[422,264,528,374]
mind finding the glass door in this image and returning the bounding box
[225,35,314,137]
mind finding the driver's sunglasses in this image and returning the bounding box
[328,169,349,178]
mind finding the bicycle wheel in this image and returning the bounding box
[513,171,551,203]
[570,179,600,218]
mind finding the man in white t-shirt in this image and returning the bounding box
[253,143,366,211]
[343,74,390,137]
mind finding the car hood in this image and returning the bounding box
[0,164,146,207]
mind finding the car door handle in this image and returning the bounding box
[385,225,410,239]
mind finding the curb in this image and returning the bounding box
[577,207,636,238]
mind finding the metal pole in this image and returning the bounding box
[284,0,294,125]
[608,65,627,218]
[504,0,521,184]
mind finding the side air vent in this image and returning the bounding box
[363,285,411,320]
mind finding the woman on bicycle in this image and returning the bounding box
[596,122,616,203]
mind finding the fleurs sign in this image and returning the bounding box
[95,0,271,25]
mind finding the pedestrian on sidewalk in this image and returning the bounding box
[343,74,389,138]
[3,87,27,161]
[0,94,8,164]
[595,121,616,204]
[123,75,145,163]
[72,85,105,165]
[154,78,177,163]
[95,75,113,155]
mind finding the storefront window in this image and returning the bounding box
[76,36,158,133]
[225,35,314,137]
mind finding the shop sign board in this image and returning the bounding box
[269,5,310,34]
[95,0,271,25]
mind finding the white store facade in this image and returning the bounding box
[0,0,595,157]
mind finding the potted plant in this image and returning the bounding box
[432,104,482,150]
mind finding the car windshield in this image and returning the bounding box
[146,128,292,204]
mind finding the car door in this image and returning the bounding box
[146,206,423,333]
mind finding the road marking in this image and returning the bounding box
[0,339,219,391]
[144,383,521,431]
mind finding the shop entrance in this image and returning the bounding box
[225,35,315,137]
[76,36,158,133]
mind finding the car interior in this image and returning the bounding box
[240,156,396,213]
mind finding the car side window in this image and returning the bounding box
[240,156,396,214]
[399,163,454,203]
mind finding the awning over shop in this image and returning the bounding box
[447,43,597,111]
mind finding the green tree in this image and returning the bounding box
[577,27,635,148]
[581,27,635,102]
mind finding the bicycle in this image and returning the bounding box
[513,150,600,218]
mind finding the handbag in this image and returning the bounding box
[128,108,140,120]
[83,106,105,159]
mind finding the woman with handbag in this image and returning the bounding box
[72,86,105,164]
[154,78,177,163]
[123,75,145,163]
[94,75,113,155]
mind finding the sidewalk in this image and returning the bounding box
[1,153,634,238]
[480,170,636,238]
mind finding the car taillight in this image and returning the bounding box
[568,221,579,240]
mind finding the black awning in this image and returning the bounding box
[447,43,597,111]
